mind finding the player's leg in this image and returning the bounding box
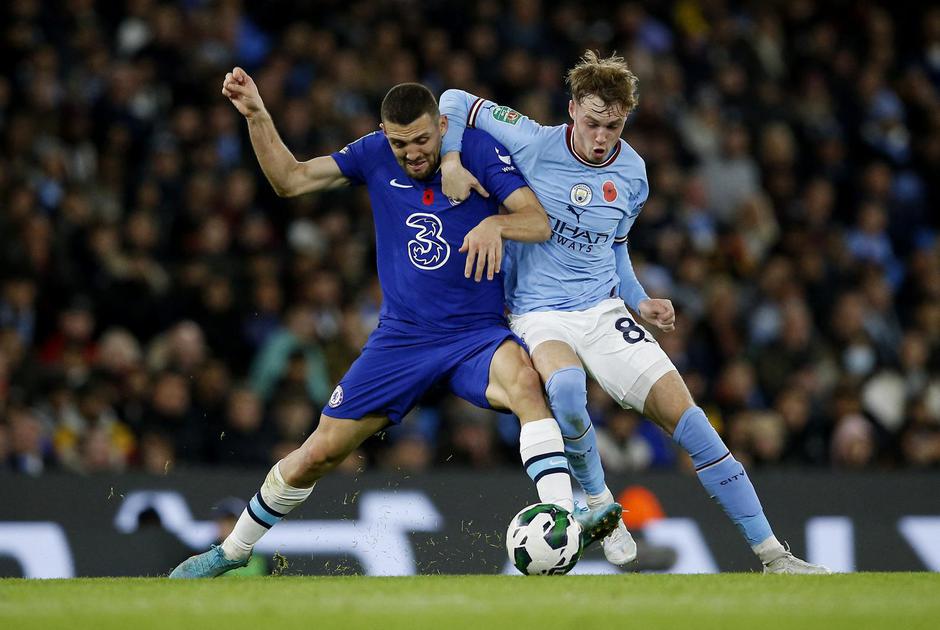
[483,338,621,547]
[581,301,815,570]
[643,372,830,573]
[509,307,632,561]
[169,413,387,578]
[530,341,609,503]
[484,339,574,512]
[221,413,388,557]
[171,324,426,578]
[510,310,617,501]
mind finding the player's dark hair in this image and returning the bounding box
[380,83,440,125]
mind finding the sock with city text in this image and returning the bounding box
[672,406,783,559]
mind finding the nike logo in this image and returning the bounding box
[389,179,413,188]
[495,147,512,165]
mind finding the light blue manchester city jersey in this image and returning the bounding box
[440,90,649,315]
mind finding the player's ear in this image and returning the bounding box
[568,100,576,121]
[439,115,448,135]
[379,122,386,136]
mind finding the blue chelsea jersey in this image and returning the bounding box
[332,128,527,331]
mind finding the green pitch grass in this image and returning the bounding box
[1,574,938,630]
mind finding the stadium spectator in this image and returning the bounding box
[0,0,937,476]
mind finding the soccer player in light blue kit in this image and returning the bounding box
[439,51,830,574]
[169,70,622,578]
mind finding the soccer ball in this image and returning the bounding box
[506,503,583,575]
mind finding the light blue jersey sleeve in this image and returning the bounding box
[614,242,649,311]
[440,89,549,156]
[613,180,650,311]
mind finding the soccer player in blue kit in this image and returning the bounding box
[170,69,621,578]
[439,51,831,574]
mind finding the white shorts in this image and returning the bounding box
[508,299,677,411]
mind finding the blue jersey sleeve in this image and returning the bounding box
[614,177,649,242]
[331,131,382,184]
[614,241,650,311]
[461,130,528,205]
[614,173,650,310]
[440,89,549,156]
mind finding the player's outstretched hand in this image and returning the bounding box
[460,217,502,282]
[638,298,676,332]
[442,153,489,203]
[221,67,265,119]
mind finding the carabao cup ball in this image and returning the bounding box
[506,503,583,575]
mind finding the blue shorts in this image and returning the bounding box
[325,321,520,423]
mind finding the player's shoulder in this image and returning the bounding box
[461,127,514,170]
[611,138,647,179]
[463,127,501,152]
[339,130,387,155]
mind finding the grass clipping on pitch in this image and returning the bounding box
[1,573,938,630]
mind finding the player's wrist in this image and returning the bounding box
[245,107,270,123]
[484,215,505,236]
[441,152,463,168]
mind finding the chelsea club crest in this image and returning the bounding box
[328,385,344,408]
[569,183,592,206]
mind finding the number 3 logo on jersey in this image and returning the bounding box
[406,212,450,270]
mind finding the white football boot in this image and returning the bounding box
[601,518,638,565]
[585,491,637,565]
[763,550,832,574]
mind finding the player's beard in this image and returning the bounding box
[403,152,439,181]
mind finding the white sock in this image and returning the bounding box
[221,462,314,561]
[753,535,787,564]
[520,418,574,512]
[586,487,615,509]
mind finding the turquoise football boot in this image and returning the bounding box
[573,502,623,549]
[169,545,249,579]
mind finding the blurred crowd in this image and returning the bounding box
[1,0,939,477]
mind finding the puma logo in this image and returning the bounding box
[566,204,586,224]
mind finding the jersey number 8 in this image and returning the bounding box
[614,317,650,344]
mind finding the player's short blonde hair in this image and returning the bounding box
[566,50,639,116]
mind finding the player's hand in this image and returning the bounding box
[638,298,675,332]
[221,67,265,119]
[460,216,502,282]
[442,153,489,203]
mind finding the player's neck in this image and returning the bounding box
[570,130,616,165]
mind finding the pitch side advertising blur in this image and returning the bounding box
[1,471,938,577]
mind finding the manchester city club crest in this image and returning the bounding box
[569,183,592,206]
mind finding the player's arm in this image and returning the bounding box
[614,192,675,332]
[614,239,651,312]
[495,187,551,243]
[439,89,545,203]
[621,247,675,332]
[459,133,550,282]
[222,67,349,197]
[460,186,549,282]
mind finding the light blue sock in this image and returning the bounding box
[672,406,773,546]
[545,367,606,496]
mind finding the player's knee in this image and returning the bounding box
[296,439,344,476]
[546,367,590,437]
[512,365,543,402]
